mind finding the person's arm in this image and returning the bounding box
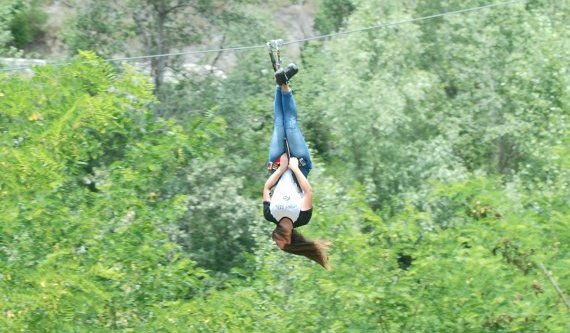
[263,153,288,202]
[288,157,312,210]
[263,201,278,223]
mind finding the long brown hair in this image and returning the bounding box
[272,222,331,270]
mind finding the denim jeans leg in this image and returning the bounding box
[268,86,286,163]
[281,90,313,176]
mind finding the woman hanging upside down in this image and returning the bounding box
[263,64,331,270]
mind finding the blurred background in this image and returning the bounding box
[1,0,568,331]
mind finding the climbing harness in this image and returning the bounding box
[267,138,307,172]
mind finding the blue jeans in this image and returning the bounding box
[268,86,313,177]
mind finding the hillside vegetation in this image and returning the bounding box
[1,0,568,331]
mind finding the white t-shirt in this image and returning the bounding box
[270,169,303,222]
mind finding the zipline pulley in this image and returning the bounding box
[266,39,284,72]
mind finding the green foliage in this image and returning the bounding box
[0,52,213,330]
[298,0,569,212]
[63,0,264,92]
[62,0,127,57]
[301,0,456,208]
[314,0,355,34]
[130,173,569,332]
[0,0,46,52]
[8,0,47,49]
[0,2,19,56]
[416,0,568,179]
[1,0,569,331]
[0,3,12,45]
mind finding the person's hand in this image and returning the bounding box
[279,153,289,169]
[288,157,299,170]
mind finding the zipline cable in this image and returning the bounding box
[0,0,525,73]
[282,0,525,45]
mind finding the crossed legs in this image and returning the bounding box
[268,84,313,177]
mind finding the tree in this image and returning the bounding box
[298,0,569,212]
[300,0,456,209]
[415,0,569,180]
[0,0,46,56]
[7,0,47,49]
[0,52,256,330]
[313,0,355,34]
[128,174,570,332]
[0,3,15,55]
[2,0,569,330]
[65,0,258,93]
